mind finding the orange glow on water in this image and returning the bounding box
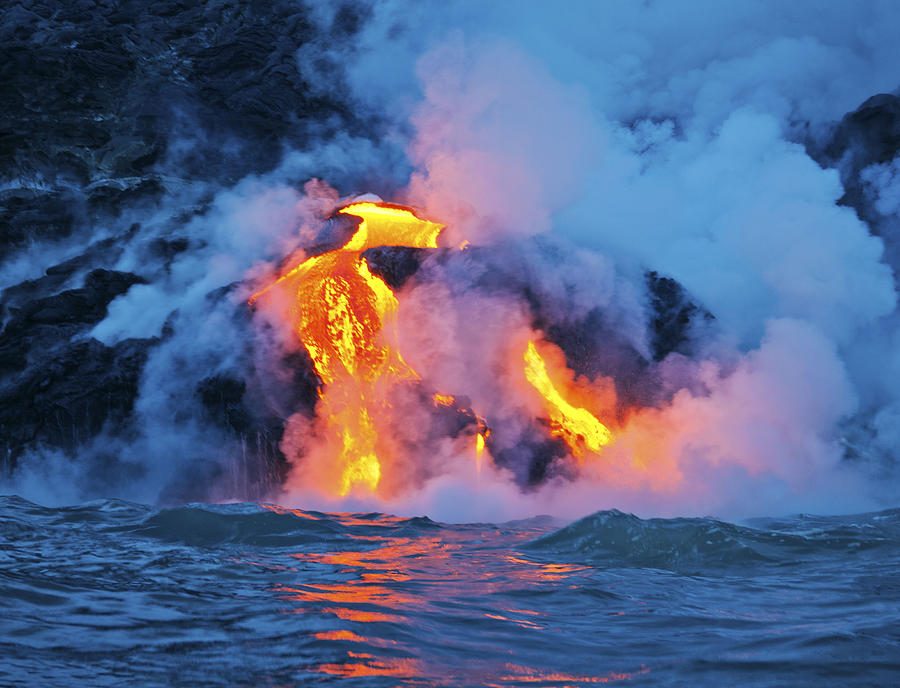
[277,581,418,609]
[313,629,368,642]
[258,503,321,520]
[315,656,425,680]
[321,608,404,623]
[483,612,544,630]
[265,519,646,686]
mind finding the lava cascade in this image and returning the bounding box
[251,202,444,496]
[252,202,620,498]
[523,340,613,458]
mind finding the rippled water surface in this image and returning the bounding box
[2,496,899,686]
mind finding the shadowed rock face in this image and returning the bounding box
[814,93,900,225]
[645,271,714,363]
[0,0,376,267]
[0,0,373,492]
[1,268,146,372]
[808,92,900,284]
[0,266,152,467]
[0,338,151,462]
[363,246,428,289]
[0,0,371,186]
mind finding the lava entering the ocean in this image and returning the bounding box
[524,340,613,458]
[250,202,450,496]
[251,200,623,499]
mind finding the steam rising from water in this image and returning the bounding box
[6,1,900,521]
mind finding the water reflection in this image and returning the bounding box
[315,655,425,681]
[493,664,651,685]
[246,509,648,685]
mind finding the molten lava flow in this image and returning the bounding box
[251,202,445,496]
[523,341,613,458]
[433,393,455,407]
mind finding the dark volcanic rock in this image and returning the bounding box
[197,374,253,433]
[18,269,146,326]
[824,94,900,170]
[0,237,122,311]
[0,262,152,467]
[491,430,573,488]
[278,350,322,415]
[0,0,376,492]
[0,337,154,468]
[191,339,324,499]
[0,0,374,189]
[363,246,428,289]
[813,93,900,226]
[645,270,713,362]
[1,268,147,374]
[0,189,81,263]
[195,371,291,491]
[809,92,900,283]
[306,213,363,256]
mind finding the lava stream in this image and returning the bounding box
[250,202,445,496]
[252,201,622,500]
[524,340,613,458]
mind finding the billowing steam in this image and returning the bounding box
[4,0,900,521]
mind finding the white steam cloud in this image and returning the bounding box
[6,0,900,520]
[279,0,900,520]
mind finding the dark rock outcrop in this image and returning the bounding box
[0,0,376,493]
[193,372,292,499]
[492,430,573,488]
[0,265,153,466]
[17,269,145,327]
[0,0,373,189]
[363,246,428,289]
[1,268,147,372]
[645,271,713,362]
[812,93,900,226]
[0,337,154,468]
[0,189,82,263]
[809,92,900,283]
[197,374,254,434]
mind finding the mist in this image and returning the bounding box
[3,0,900,522]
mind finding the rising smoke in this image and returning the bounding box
[5,0,900,520]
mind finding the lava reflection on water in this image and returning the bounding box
[261,509,648,685]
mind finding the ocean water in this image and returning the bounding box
[1,496,899,687]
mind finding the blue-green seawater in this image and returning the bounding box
[1,496,899,686]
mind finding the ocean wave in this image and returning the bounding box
[524,508,900,573]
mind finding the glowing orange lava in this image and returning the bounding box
[250,202,445,496]
[523,340,614,459]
